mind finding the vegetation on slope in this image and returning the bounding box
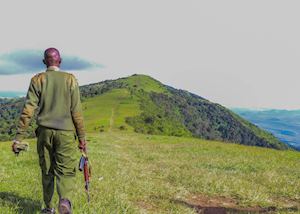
[125,90,191,137]
[163,86,287,149]
[121,76,288,149]
[0,97,37,141]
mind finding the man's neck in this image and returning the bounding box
[47,65,60,71]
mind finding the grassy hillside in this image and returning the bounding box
[80,74,287,149]
[0,131,299,213]
[82,88,141,133]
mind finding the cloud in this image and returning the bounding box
[0,49,103,75]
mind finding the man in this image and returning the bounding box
[12,48,87,214]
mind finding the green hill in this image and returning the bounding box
[79,74,287,150]
[0,74,289,150]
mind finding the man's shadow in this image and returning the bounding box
[0,192,41,214]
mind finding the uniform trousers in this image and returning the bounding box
[35,125,78,208]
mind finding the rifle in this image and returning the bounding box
[79,148,91,202]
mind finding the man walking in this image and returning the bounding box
[12,48,87,214]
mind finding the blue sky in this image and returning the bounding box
[0,49,102,75]
[0,0,299,109]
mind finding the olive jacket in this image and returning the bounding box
[15,66,85,142]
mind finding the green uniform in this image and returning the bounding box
[15,66,86,208]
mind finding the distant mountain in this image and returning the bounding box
[0,91,26,98]
[232,108,300,150]
[0,74,289,150]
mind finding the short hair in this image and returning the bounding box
[44,48,61,58]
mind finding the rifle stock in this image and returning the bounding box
[79,149,91,202]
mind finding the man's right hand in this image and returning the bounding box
[78,140,87,152]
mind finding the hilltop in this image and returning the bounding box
[0,74,289,150]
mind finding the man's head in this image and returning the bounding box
[43,48,62,67]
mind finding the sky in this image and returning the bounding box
[0,0,299,109]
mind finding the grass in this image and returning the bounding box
[82,88,141,133]
[0,131,299,213]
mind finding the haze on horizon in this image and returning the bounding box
[0,0,299,110]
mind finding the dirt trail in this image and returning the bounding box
[173,195,299,214]
[109,108,115,132]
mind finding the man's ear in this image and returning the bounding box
[43,59,46,65]
[59,58,62,64]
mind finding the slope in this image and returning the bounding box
[79,74,288,149]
